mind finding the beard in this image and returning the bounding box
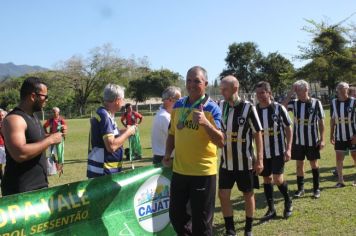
[32,99,43,112]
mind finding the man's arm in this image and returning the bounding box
[284,125,293,161]
[136,112,143,124]
[330,118,335,145]
[103,126,136,153]
[162,134,175,167]
[3,115,62,163]
[120,115,127,127]
[202,122,224,148]
[318,119,325,149]
[253,131,264,174]
[193,107,224,148]
[282,85,295,108]
[61,118,68,135]
[43,119,50,134]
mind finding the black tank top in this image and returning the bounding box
[1,107,48,195]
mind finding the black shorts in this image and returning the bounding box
[152,155,164,164]
[260,155,285,177]
[219,168,254,193]
[291,144,320,161]
[335,140,356,152]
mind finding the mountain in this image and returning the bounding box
[0,62,48,80]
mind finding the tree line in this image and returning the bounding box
[221,17,355,96]
[0,18,355,116]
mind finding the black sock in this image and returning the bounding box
[263,183,275,211]
[277,181,291,202]
[245,216,253,233]
[297,176,304,191]
[224,216,235,232]
[312,168,320,191]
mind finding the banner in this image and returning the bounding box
[0,165,175,236]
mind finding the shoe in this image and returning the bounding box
[225,229,237,236]
[283,200,293,219]
[261,209,276,221]
[335,182,346,188]
[133,155,142,160]
[294,189,305,198]
[353,181,356,187]
[313,189,321,199]
[244,231,253,236]
[332,168,338,177]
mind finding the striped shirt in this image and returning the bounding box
[330,97,356,141]
[256,102,292,159]
[87,107,123,178]
[287,98,325,147]
[220,100,263,171]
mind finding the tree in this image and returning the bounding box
[259,52,295,95]
[30,70,75,115]
[221,42,263,92]
[298,18,355,95]
[128,69,182,104]
[59,44,149,115]
[0,76,25,110]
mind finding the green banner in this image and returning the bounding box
[0,165,175,236]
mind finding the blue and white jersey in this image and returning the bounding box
[87,107,123,178]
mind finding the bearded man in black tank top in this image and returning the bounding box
[1,77,63,196]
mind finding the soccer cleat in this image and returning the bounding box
[244,231,253,236]
[261,209,277,221]
[313,189,321,199]
[284,200,293,219]
[225,229,237,236]
[294,189,305,198]
[332,168,338,177]
[335,182,346,188]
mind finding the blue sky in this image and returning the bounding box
[0,0,355,82]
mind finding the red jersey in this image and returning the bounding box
[0,122,4,146]
[43,116,67,134]
[121,111,142,126]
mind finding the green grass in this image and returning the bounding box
[48,113,356,235]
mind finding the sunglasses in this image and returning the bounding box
[35,93,49,100]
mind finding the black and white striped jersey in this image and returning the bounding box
[287,98,325,146]
[330,97,356,141]
[256,102,292,159]
[219,100,263,171]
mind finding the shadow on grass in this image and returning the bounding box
[65,159,88,164]
[213,189,287,234]
[123,157,154,164]
[286,167,355,192]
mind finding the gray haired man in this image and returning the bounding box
[151,86,181,164]
[87,84,136,178]
[283,80,325,198]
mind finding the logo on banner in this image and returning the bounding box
[134,175,171,232]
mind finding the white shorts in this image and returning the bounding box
[0,146,6,164]
[48,145,57,156]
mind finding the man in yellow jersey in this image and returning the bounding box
[163,66,224,235]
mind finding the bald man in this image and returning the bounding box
[218,75,263,236]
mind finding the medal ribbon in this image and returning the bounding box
[222,99,240,126]
[178,95,206,125]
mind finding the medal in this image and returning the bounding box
[177,95,206,131]
[176,121,185,130]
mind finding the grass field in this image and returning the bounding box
[48,112,356,235]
